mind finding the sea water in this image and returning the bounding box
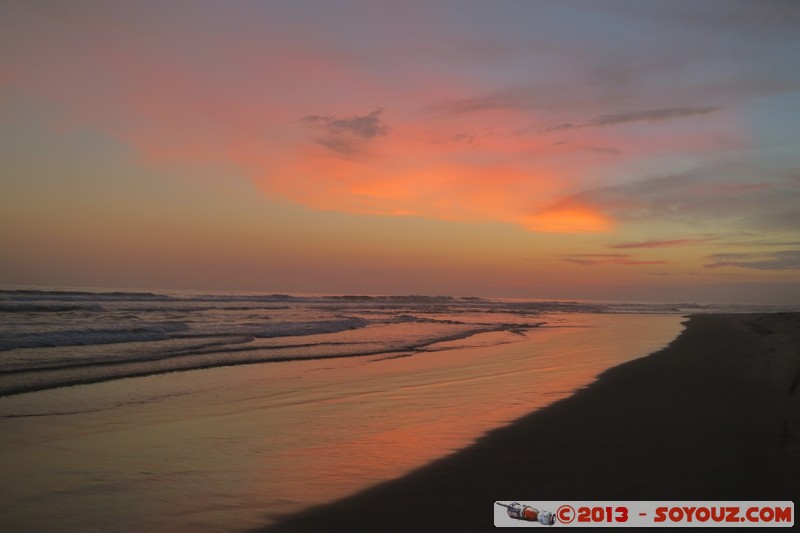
[0,288,783,532]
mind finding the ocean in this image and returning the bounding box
[0,288,709,397]
[3,287,783,397]
[0,288,791,531]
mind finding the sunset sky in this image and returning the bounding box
[2,1,799,303]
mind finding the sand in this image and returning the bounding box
[256,313,800,532]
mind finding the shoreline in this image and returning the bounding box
[0,313,683,532]
[256,313,800,532]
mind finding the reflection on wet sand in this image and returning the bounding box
[0,314,683,532]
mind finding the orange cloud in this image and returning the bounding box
[522,204,614,233]
[244,111,601,232]
[260,147,570,230]
[1,3,748,237]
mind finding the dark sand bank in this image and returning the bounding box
[256,314,800,532]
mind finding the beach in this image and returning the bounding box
[258,313,800,532]
[1,308,798,532]
[5,2,800,531]
[0,294,686,533]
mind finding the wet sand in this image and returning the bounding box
[0,314,683,532]
[257,313,800,532]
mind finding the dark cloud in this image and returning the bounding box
[547,123,576,132]
[452,133,477,144]
[594,107,720,126]
[610,238,709,249]
[704,250,800,270]
[645,271,704,277]
[595,0,800,39]
[303,109,388,139]
[587,147,621,155]
[315,137,363,156]
[563,254,667,266]
[548,142,620,155]
[752,209,800,233]
[546,106,719,132]
[556,168,800,232]
[302,109,388,155]
[425,87,535,115]
[726,239,800,248]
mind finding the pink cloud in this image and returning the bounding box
[1,2,750,235]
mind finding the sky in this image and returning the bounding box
[2,0,800,303]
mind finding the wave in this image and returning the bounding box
[0,289,487,306]
[0,334,257,374]
[0,323,531,397]
[0,303,105,313]
[322,294,482,303]
[0,289,170,301]
[0,313,371,352]
[0,322,191,351]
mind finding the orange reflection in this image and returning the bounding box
[258,315,683,520]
